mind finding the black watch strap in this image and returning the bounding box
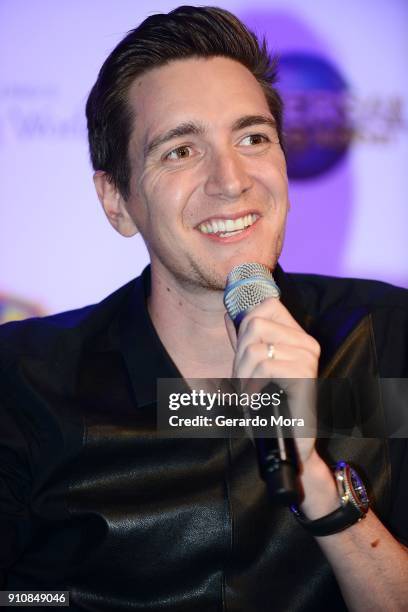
[290,461,369,536]
[291,501,364,537]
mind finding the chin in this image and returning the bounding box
[225,252,278,274]
[190,253,278,292]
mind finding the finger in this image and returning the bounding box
[233,343,317,379]
[236,317,320,363]
[224,313,237,351]
[239,296,303,336]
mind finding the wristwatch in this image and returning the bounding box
[291,461,370,536]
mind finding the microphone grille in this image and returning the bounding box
[223,263,280,324]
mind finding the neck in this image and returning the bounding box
[147,266,235,379]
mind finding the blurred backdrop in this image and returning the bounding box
[1,0,407,321]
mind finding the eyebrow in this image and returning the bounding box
[231,114,277,132]
[144,121,205,158]
[144,114,277,158]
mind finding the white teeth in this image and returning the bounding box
[219,231,239,238]
[198,214,258,235]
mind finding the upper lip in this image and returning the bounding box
[195,210,260,226]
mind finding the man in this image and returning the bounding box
[1,6,407,611]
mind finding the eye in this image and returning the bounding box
[164,145,193,161]
[239,133,270,146]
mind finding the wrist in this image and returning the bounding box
[292,460,370,537]
[299,451,339,519]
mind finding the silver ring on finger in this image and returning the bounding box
[267,343,276,360]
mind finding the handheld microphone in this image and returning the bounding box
[223,262,302,506]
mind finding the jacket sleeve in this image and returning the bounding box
[388,437,408,548]
[0,363,33,586]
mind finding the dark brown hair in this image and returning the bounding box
[86,5,283,199]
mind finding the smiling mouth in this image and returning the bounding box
[197,213,259,238]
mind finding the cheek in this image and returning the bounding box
[140,165,203,222]
[249,151,288,194]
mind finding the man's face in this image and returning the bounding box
[124,56,289,291]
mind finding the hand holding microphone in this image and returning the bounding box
[223,263,320,505]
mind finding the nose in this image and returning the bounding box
[204,147,252,201]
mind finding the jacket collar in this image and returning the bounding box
[118,266,180,409]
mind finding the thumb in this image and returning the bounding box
[224,313,237,351]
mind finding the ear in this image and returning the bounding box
[93,171,138,237]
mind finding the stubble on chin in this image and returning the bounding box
[151,249,226,294]
[184,249,281,293]
[181,259,226,292]
[153,230,285,294]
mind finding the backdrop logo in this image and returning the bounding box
[0,293,44,324]
[0,83,85,145]
[279,53,351,179]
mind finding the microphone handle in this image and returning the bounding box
[255,420,302,506]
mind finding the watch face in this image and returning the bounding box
[348,466,369,512]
